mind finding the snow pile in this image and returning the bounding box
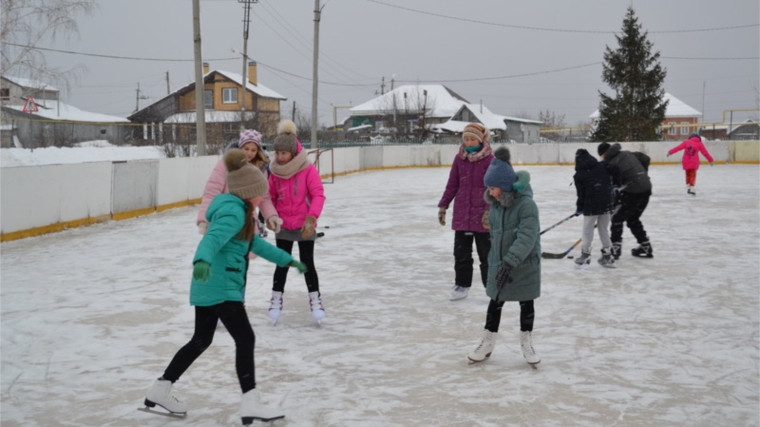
[1,142,166,167]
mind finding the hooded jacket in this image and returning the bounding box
[268,144,326,230]
[190,193,293,306]
[484,170,541,302]
[668,135,714,170]
[602,143,652,194]
[573,150,622,215]
[438,141,494,232]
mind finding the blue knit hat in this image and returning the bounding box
[483,147,516,192]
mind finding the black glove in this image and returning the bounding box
[494,263,513,290]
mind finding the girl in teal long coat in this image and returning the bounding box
[467,147,542,366]
[143,149,306,425]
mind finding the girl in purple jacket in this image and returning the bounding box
[667,133,714,195]
[438,123,494,301]
[267,120,326,325]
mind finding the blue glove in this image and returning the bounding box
[193,261,211,282]
[289,260,308,274]
[494,263,513,291]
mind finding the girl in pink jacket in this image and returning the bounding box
[267,120,326,325]
[196,129,282,236]
[667,133,714,195]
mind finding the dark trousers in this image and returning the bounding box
[484,299,535,333]
[611,192,651,245]
[163,301,256,393]
[453,231,491,288]
[273,239,319,294]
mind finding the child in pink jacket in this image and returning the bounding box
[267,120,326,325]
[196,129,282,236]
[667,133,714,195]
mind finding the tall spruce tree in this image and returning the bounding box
[590,7,668,142]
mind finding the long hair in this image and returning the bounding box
[235,199,256,241]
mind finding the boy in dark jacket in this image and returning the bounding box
[573,149,621,267]
[597,142,653,259]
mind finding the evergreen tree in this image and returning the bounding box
[590,7,668,142]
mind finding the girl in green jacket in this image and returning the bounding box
[468,147,542,367]
[143,149,306,425]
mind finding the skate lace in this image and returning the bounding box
[269,296,283,311]
[310,297,324,312]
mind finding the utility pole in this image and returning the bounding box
[239,0,257,130]
[135,83,149,112]
[310,0,323,149]
[166,72,171,95]
[381,76,385,95]
[192,0,207,155]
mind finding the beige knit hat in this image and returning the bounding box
[224,149,268,200]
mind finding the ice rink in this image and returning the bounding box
[2,163,758,427]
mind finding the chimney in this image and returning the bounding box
[247,61,258,86]
[202,62,209,75]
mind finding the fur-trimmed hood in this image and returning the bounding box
[484,170,532,208]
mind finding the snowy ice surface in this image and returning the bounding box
[1,164,758,427]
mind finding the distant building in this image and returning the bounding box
[590,92,701,141]
[432,103,542,144]
[1,75,128,148]
[128,62,286,147]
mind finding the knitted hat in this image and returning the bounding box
[462,123,488,143]
[272,120,298,154]
[483,147,516,192]
[597,142,611,156]
[224,149,268,200]
[238,129,262,148]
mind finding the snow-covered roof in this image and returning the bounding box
[589,93,701,119]
[4,100,128,123]
[432,104,542,133]
[213,70,286,100]
[2,75,59,92]
[349,85,468,118]
[347,124,373,132]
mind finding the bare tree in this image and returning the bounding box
[373,86,437,139]
[538,109,566,141]
[1,0,97,90]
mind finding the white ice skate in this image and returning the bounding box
[269,291,283,325]
[468,330,496,363]
[142,378,187,417]
[520,331,540,367]
[449,285,469,301]
[240,389,284,425]
[309,291,325,325]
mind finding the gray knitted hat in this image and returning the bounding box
[272,119,299,154]
[224,149,268,200]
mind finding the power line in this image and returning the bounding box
[365,0,760,34]
[3,42,237,62]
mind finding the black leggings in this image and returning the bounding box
[273,239,319,294]
[162,302,256,393]
[453,231,491,288]
[484,299,535,333]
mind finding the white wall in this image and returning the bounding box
[1,140,756,240]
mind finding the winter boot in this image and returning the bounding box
[520,331,540,365]
[449,285,469,301]
[574,250,591,266]
[144,378,187,415]
[240,389,284,425]
[309,291,325,324]
[597,248,617,268]
[468,330,497,363]
[268,291,283,325]
[631,241,653,258]
[611,242,622,260]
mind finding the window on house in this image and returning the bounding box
[204,90,213,109]
[668,123,676,135]
[681,122,689,135]
[222,88,238,104]
[0,88,9,100]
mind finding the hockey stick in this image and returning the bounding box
[540,213,580,236]
[541,237,582,259]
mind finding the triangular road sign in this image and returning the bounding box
[22,96,39,113]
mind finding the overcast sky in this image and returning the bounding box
[16,0,760,126]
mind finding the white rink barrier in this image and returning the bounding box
[1,140,757,241]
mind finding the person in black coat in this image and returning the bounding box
[573,149,621,267]
[597,142,654,259]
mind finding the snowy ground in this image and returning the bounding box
[1,164,758,427]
